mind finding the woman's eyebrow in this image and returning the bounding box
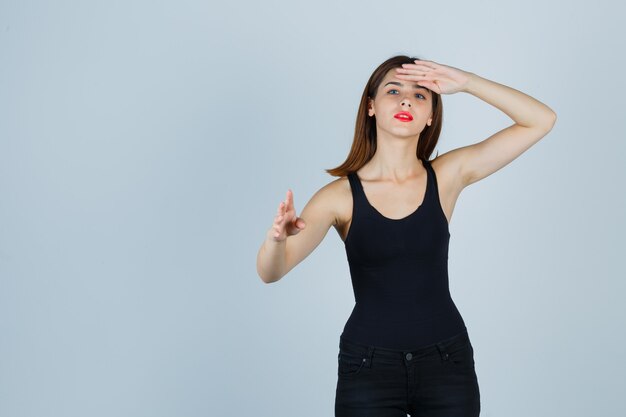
[384,81,430,92]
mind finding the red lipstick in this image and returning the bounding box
[394,111,413,122]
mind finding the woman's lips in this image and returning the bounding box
[394,112,413,122]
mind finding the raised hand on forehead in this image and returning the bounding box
[394,59,473,95]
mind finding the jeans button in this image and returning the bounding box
[405,353,412,360]
[444,353,449,360]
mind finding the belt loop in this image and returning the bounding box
[364,345,375,368]
[436,342,449,362]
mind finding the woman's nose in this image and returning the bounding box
[401,99,412,107]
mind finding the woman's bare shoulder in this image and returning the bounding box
[430,151,466,195]
[314,175,352,229]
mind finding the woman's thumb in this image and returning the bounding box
[296,218,306,229]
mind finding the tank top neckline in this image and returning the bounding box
[351,158,431,222]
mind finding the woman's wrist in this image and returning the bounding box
[462,72,481,95]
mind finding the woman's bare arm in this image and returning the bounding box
[256,182,339,283]
[396,61,556,188]
[454,73,556,187]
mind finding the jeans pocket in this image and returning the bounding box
[448,339,475,367]
[338,351,367,377]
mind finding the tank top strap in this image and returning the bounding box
[347,172,364,199]
[347,172,371,212]
[422,158,441,204]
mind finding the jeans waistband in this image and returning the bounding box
[339,329,471,364]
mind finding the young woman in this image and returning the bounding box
[256,55,556,417]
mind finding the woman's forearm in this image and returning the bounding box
[463,73,556,128]
[256,229,287,284]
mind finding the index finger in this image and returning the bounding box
[287,189,294,208]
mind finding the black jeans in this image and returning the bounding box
[335,329,480,417]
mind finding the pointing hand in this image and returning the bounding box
[271,189,306,242]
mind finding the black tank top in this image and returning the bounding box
[341,158,467,350]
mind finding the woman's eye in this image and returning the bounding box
[387,89,426,100]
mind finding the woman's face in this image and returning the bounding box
[368,68,433,137]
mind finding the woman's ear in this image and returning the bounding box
[368,98,375,117]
